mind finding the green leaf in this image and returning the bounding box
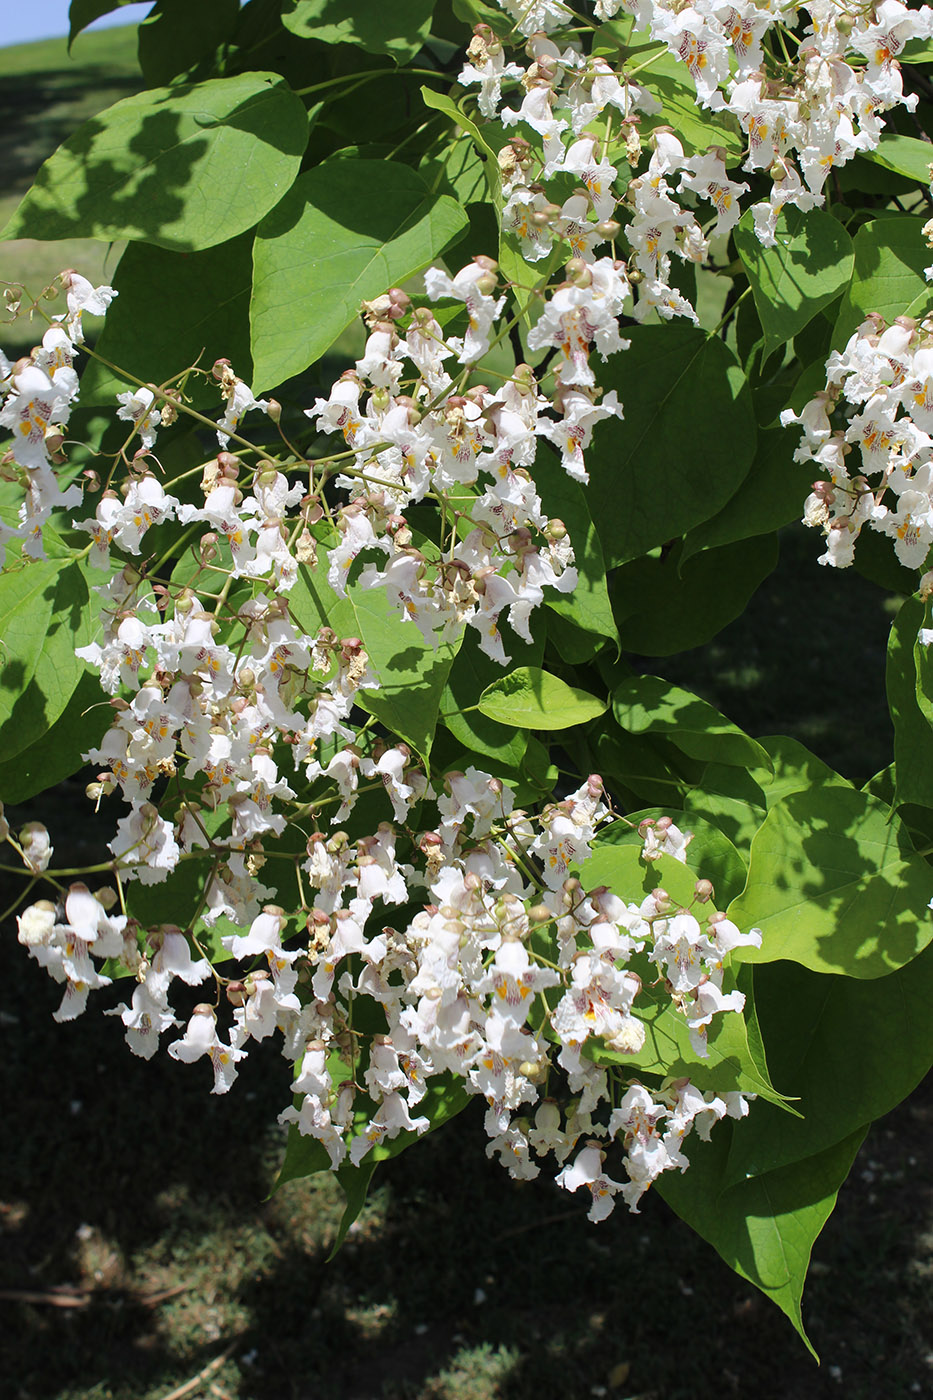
[722,949,933,1183]
[903,37,933,62]
[659,1118,867,1354]
[866,133,933,185]
[593,720,700,809]
[834,216,933,347]
[478,666,606,731]
[419,86,499,166]
[326,1160,379,1261]
[69,0,139,46]
[585,837,697,909]
[611,534,779,656]
[589,977,782,1105]
[680,428,820,565]
[594,809,747,905]
[757,734,851,809]
[282,0,437,64]
[533,449,618,652]
[451,0,509,33]
[78,234,254,411]
[888,596,933,810]
[350,583,462,762]
[421,131,488,207]
[0,669,112,804]
[915,600,933,724]
[138,0,241,87]
[611,675,772,772]
[585,326,757,567]
[637,52,744,158]
[440,631,531,771]
[250,158,467,389]
[580,844,781,1102]
[0,560,91,764]
[683,763,768,859]
[288,550,358,641]
[727,786,933,978]
[735,207,854,368]
[1,73,309,252]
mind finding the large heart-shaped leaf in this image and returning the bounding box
[478,667,606,730]
[78,235,254,410]
[282,0,437,64]
[250,159,467,389]
[721,949,933,1190]
[660,1119,867,1355]
[735,207,853,367]
[585,326,757,567]
[728,786,933,978]
[1,73,309,253]
[834,216,932,346]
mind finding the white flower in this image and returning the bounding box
[116,386,162,449]
[168,1006,246,1093]
[556,1143,625,1221]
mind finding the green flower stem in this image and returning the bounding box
[295,68,450,98]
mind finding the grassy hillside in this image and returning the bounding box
[0,25,142,355]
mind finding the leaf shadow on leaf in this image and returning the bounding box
[731,787,933,978]
[5,106,199,245]
[0,563,87,763]
[3,79,308,251]
[257,162,440,247]
[281,0,435,61]
[612,674,770,771]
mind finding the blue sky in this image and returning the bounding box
[2,2,153,48]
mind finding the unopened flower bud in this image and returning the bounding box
[20,821,52,873]
[93,886,118,911]
[519,1060,547,1083]
[651,887,671,914]
[566,257,592,287]
[694,878,714,903]
[199,532,219,564]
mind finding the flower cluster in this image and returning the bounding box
[0,238,769,1220]
[14,776,760,1217]
[307,266,596,664]
[0,274,114,562]
[786,313,933,575]
[461,0,933,337]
